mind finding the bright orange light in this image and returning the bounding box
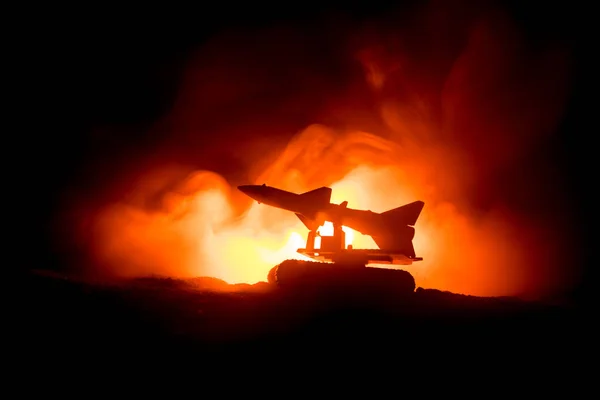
[90,119,559,299]
[316,222,354,249]
[83,5,574,300]
[91,163,424,284]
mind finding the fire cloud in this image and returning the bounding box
[63,1,577,299]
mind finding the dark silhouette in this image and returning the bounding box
[238,184,424,264]
[238,184,422,291]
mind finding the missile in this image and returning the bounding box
[238,184,424,258]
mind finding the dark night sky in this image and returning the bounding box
[15,1,592,302]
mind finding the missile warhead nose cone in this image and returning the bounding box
[238,185,259,199]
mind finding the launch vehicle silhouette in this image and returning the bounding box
[238,184,424,292]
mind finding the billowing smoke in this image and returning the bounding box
[56,1,578,299]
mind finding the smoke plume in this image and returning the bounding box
[57,1,577,299]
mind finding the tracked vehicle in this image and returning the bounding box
[267,224,419,294]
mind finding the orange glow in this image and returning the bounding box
[315,222,354,249]
[88,134,554,298]
[61,2,578,301]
